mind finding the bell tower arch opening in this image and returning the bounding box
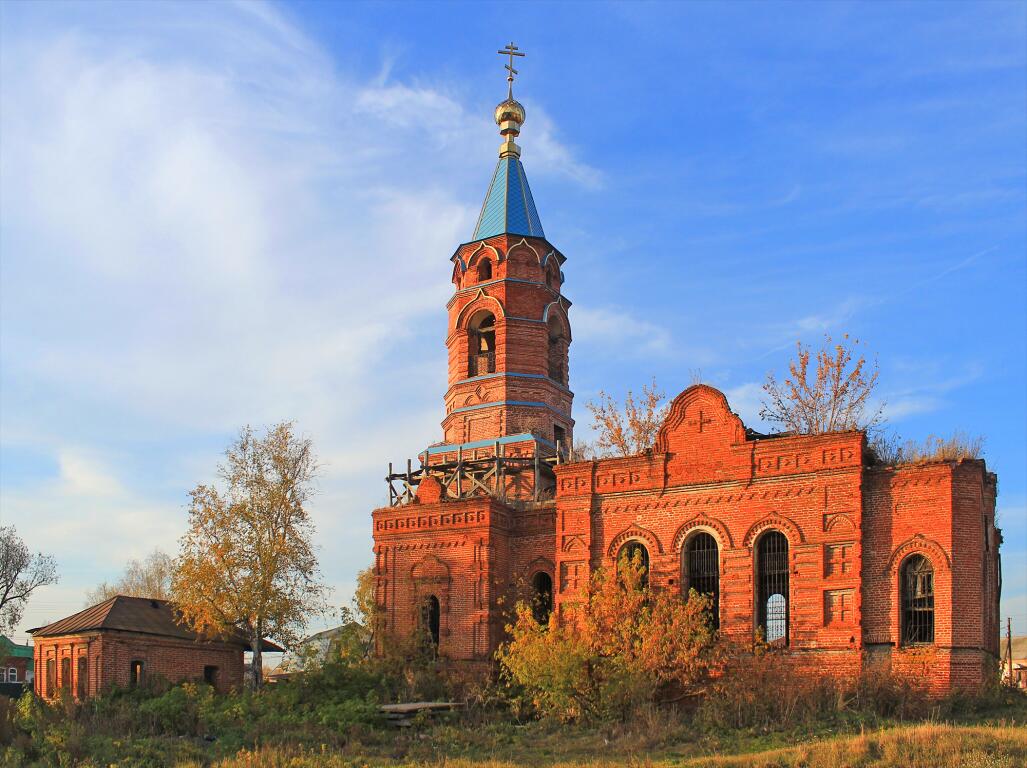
[468,311,497,377]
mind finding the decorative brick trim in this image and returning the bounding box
[671,516,734,552]
[454,290,506,328]
[742,513,805,547]
[886,535,951,574]
[607,524,664,557]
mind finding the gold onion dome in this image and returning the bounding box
[494,97,526,127]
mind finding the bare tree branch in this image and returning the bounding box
[0,526,58,633]
[760,335,883,436]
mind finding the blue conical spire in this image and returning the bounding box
[472,156,545,241]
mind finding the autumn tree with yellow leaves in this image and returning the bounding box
[581,378,667,459]
[173,422,326,688]
[499,552,720,721]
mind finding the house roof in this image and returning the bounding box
[0,636,33,659]
[471,156,544,241]
[28,595,284,651]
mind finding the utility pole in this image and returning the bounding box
[1007,617,1014,686]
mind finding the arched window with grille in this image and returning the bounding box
[684,532,720,628]
[531,571,553,625]
[617,540,650,588]
[901,554,934,645]
[420,594,441,648]
[757,531,789,644]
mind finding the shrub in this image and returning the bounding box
[498,554,720,722]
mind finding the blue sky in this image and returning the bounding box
[1,1,1024,644]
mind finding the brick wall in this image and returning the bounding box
[33,631,243,700]
[373,384,1001,695]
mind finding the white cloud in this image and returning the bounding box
[0,1,597,636]
[572,305,671,356]
[722,381,768,431]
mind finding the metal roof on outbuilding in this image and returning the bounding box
[28,595,283,651]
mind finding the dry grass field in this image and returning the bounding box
[200,721,1027,768]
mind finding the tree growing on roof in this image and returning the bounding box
[85,548,174,606]
[0,525,58,634]
[172,422,327,689]
[760,334,883,436]
[582,378,667,459]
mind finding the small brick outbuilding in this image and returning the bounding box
[29,595,282,700]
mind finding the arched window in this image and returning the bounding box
[901,555,934,645]
[617,540,650,588]
[45,659,55,698]
[130,660,144,688]
[547,315,568,384]
[685,532,720,628]
[477,259,493,282]
[531,571,553,625]
[76,656,88,700]
[757,531,789,644]
[468,312,496,376]
[7,667,16,683]
[421,594,441,648]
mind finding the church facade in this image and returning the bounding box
[371,60,1002,694]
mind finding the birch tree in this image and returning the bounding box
[760,334,882,435]
[173,423,326,688]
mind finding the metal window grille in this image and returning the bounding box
[686,532,720,628]
[757,531,789,644]
[901,555,935,644]
[421,595,441,647]
[531,572,553,625]
[618,541,650,588]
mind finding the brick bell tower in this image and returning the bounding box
[439,71,573,467]
[393,41,574,499]
[374,46,571,661]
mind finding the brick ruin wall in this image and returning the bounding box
[33,631,244,700]
[373,385,1001,694]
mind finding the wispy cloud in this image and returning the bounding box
[572,305,672,356]
[0,0,597,633]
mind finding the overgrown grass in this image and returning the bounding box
[2,655,1024,767]
[868,431,984,466]
[179,721,1027,767]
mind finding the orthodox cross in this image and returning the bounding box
[497,42,525,97]
[688,410,714,432]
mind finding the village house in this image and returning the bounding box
[370,58,1003,695]
[28,595,282,700]
[0,635,33,695]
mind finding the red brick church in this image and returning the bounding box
[371,55,1002,693]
